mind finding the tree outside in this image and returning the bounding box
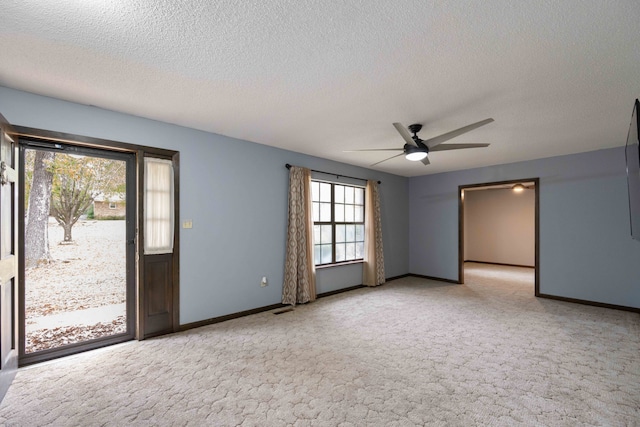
[50,154,125,242]
[24,151,126,265]
[24,150,54,268]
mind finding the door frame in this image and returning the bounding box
[0,115,19,401]
[458,178,540,294]
[18,142,137,365]
[11,125,180,366]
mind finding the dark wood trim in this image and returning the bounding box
[179,303,286,332]
[317,285,365,298]
[179,274,410,332]
[534,178,541,296]
[12,126,174,157]
[409,273,459,284]
[461,178,539,190]
[458,177,540,293]
[171,152,180,333]
[136,150,145,339]
[458,187,464,284]
[385,273,411,282]
[537,293,640,313]
[17,145,26,367]
[464,260,535,269]
[19,332,134,367]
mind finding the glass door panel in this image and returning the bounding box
[22,146,134,358]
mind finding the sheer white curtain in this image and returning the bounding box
[282,166,316,305]
[363,180,385,286]
[144,157,174,254]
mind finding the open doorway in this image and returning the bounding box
[19,142,135,365]
[458,178,540,294]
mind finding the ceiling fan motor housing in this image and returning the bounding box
[408,123,423,134]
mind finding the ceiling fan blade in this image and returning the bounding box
[343,148,403,152]
[421,155,430,166]
[423,118,494,148]
[393,122,417,147]
[370,152,405,167]
[429,143,490,152]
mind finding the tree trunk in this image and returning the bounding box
[63,223,73,242]
[25,151,54,268]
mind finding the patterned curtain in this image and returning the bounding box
[363,180,385,286]
[282,166,316,305]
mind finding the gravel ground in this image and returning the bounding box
[25,219,128,353]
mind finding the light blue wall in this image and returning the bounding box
[409,148,640,308]
[0,86,409,324]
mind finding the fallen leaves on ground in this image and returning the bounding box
[26,316,127,353]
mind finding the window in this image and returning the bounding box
[109,202,117,209]
[144,157,174,254]
[311,181,365,265]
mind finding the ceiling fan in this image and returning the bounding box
[346,118,494,166]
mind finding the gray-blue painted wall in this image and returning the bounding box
[409,148,640,308]
[3,85,638,316]
[0,86,409,324]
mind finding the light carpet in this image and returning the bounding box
[1,263,639,426]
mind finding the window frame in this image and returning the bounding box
[311,180,365,267]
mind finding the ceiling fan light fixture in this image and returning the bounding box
[405,146,428,161]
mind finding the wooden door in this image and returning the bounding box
[0,114,18,400]
[143,254,174,337]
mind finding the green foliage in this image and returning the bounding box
[97,215,125,220]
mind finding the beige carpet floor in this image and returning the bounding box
[1,263,639,426]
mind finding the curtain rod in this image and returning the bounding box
[285,164,381,184]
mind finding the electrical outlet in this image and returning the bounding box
[260,276,268,287]
[183,220,193,229]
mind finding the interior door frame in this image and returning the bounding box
[11,125,180,366]
[458,178,540,294]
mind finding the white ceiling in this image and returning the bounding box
[2,1,639,177]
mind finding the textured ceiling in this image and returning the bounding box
[2,1,639,177]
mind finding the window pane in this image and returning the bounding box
[320,202,331,222]
[346,224,355,241]
[335,185,344,203]
[320,182,332,202]
[321,244,332,264]
[345,205,354,222]
[321,225,332,243]
[345,186,354,203]
[144,158,174,254]
[311,182,366,266]
[336,243,346,262]
[356,242,364,259]
[345,243,356,260]
[354,205,363,222]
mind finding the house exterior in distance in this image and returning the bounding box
[93,193,126,219]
